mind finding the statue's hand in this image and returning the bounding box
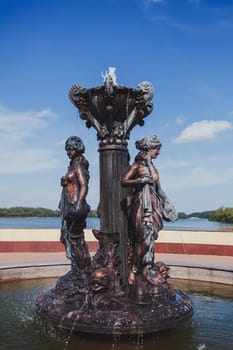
[141,176,153,185]
[60,177,67,186]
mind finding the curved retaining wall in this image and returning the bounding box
[0,229,232,284]
[1,260,232,285]
[0,228,233,256]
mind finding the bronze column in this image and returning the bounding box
[98,144,129,283]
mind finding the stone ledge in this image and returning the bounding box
[1,260,232,285]
[0,264,70,282]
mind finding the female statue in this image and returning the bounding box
[59,136,91,269]
[122,135,176,285]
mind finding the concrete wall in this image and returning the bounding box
[0,228,232,256]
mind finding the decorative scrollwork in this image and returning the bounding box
[68,79,154,146]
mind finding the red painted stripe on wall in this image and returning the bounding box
[0,241,65,252]
[0,241,233,256]
[0,241,99,253]
[155,242,233,256]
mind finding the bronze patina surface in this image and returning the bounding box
[36,69,193,334]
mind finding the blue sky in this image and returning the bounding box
[0,0,233,213]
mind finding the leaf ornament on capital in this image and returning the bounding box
[69,72,154,146]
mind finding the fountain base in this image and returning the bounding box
[36,264,193,335]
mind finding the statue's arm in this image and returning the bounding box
[75,166,88,202]
[121,163,139,186]
[121,162,146,187]
[156,182,166,204]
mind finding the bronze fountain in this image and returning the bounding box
[36,68,193,335]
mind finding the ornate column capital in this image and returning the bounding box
[69,74,154,146]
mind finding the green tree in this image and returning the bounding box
[209,207,233,223]
[0,206,100,217]
[177,212,188,219]
[0,207,60,217]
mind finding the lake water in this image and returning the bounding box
[0,217,232,230]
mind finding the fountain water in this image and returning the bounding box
[1,278,233,349]
[36,69,193,334]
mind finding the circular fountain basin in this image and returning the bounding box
[1,278,232,350]
[36,288,193,335]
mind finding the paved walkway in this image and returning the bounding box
[0,252,232,271]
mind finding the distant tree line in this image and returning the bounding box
[0,207,60,217]
[177,207,233,224]
[88,210,98,217]
[177,211,215,219]
[209,207,233,223]
[1,206,232,223]
[0,207,98,218]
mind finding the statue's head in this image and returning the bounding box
[135,134,161,151]
[65,136,85,154]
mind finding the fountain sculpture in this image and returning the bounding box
[36,69,193,335]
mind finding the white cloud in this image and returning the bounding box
[145,0,164,4]
[0,105,59,174]
[0,104,56,143]
[0,148,59,174]
[143,0,194,31]
[173,120,233,143]
[163,164,233,190]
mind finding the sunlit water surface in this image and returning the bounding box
[0,278,232,350]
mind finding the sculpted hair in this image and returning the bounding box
[65,136,85,154]
[135,134,161,151]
